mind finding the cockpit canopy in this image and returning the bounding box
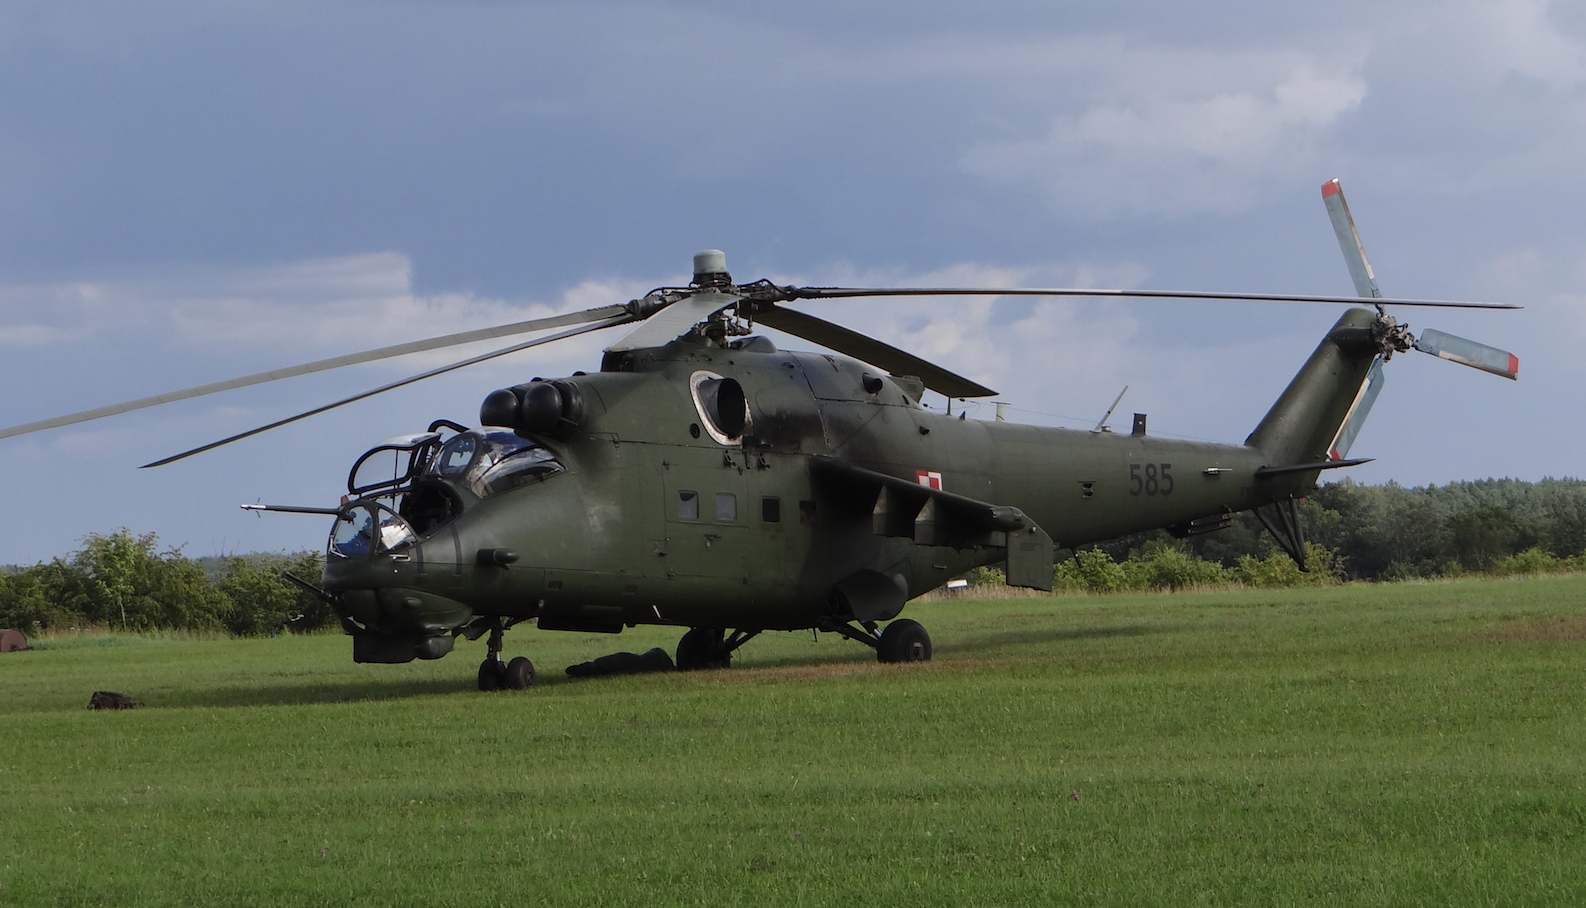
[347,427,564,502]
[348,431,443,496]
[338,426,566,549]
[427,429,563,498]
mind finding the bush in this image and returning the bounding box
[218,552,333,636]
[0,564,84,633]
[71,530,229,631]
[0,530,329,636]
[1054,548,1129,593]
[1125,542,1233,591]
[1233,543,1341,588]
[964,566,1006,587]
[1489,547,1559,577]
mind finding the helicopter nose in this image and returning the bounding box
[329,576,473,633]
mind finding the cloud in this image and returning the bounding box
[0,253,662,450]
[0,251,652,366]
[751,258,1218,432]
[1468,0,1586,88]
[961,57,1366,218]
[0,1,1575,565]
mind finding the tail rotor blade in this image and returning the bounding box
[1327,356,1386,461]
[1413,328,1519,380]
[1321,179,1383,302]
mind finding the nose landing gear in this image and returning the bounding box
[476,619,536,691]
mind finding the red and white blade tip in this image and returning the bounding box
[1321,179,1342,198]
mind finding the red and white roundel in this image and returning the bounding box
[916,470,942,491]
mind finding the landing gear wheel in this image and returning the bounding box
[676,626,731,672]
[504,656,536,690]
[478,658,506,691]
[877,619,932,664]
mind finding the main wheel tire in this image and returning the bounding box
[504,656,536,690]
[877,618,932,664]
[478,658,506,691]
[676,626,731,672]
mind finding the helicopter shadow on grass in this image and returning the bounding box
[163,625,1178,706]
[163,676,481,710]
[709,622,1175,674]
[930,622,1172,658]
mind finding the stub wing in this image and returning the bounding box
[809,457,1054,591]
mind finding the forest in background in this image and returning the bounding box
[4,477,1584,636]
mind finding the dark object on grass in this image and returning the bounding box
[87,691,144,710]
[0,629,28,652]
[566,647,675,678]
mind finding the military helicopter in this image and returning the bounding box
[2,180,1519,689]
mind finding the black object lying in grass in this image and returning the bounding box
[565,648,675,679]
[87,691,143,710]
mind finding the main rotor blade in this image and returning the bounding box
[0,304,628,441]
[604,291,739,352]
[1413,328,1519,380]
[779,286,1519,310]
[141,314,633,468]
[750,306,996,398]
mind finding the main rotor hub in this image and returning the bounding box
[692,249,732,289]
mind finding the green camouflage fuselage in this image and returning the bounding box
[325,308,1378,662]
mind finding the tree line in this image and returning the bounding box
[990,476,1586,593]
[0,531,334,637]
[5,477,1584,635]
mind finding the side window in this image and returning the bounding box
[436,435,476,475]
[716,492,737,522]
[678,490,699,520]
[761,497,781,523]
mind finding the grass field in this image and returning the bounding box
[2,576,1584,907]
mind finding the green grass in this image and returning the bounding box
[2,576,1584,906]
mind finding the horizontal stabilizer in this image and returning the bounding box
[1255,458,1373,478]
[1413,329,1519,380]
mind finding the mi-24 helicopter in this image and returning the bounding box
[2,180,1520,689]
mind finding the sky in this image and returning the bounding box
[1,0,1582,564]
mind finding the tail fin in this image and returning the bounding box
[1246,307,1382,466]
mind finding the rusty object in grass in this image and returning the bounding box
[0,629,28,652]
[1478,615,1586,643]
[87,691,144,710]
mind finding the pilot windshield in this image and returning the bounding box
[329,504,417,559]
[428,430,564,498]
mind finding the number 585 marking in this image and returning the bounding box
[1129,462,1173,496]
